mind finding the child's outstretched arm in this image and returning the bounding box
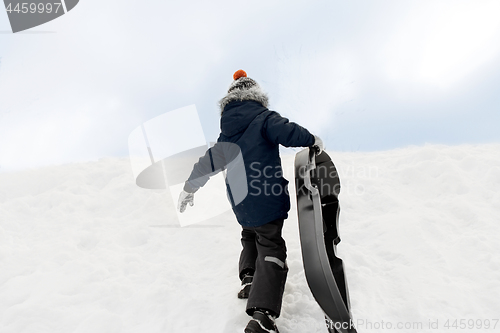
[178,142,228,213]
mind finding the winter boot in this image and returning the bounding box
[238,272,253,299]
[244,310,279,333]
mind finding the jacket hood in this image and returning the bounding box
[218,85,269,114]
[220,101,267,137]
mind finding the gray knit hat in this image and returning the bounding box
[219,69,269,113]
[227,69,258,93]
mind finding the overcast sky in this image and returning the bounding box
[1,0,499,171]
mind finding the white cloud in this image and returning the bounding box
[271,44,359,136]
[419,1,500,88]
[382,0,500,90]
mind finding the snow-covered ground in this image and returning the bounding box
[1,144,499,333]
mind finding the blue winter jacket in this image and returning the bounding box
[184,100,314,227]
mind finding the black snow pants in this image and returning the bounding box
[238,218,288,318]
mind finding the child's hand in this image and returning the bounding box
[312,135,324,155]
[178,190,194,213]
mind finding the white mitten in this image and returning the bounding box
[178,190,194,213]
[312,135,324,155]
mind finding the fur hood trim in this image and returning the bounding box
[218,86,269,114]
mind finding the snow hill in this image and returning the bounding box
[1,144,499,333]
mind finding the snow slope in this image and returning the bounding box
[1,144,499,333]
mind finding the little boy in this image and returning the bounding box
[178,70,323,333]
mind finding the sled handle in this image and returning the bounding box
[308,146,317,164]
[303,148,319,195]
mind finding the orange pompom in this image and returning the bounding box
[233,69,247,80]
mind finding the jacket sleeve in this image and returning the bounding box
[183,143,227,193]
[262,111,315,147]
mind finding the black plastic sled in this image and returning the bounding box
[294,148,357,333]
